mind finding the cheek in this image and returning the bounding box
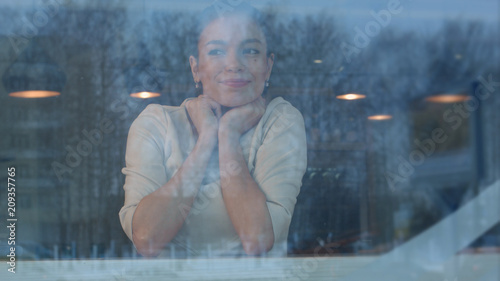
[251,60,269,78]
[199,66,217,82]
[198,57,223,75]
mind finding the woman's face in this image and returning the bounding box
[190,15,274,107]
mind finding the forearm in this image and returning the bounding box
[132,133,217,257]
[218,132,274,255]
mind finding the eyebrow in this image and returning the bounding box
[205,40,226,46]
[205,38,263,46]
[241,39,262,45]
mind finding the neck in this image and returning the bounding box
[221,105,232,116]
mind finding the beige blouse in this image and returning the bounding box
[119,97,307,257]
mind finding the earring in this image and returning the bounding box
[265,80,270,87]
[195,81,200,89]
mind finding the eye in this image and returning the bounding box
[208,49,225,56]
[243,48,260,55]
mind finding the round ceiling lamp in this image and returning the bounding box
[367,114,393,121]
[336,93,366,100]
[125,64,164,99]
[2,39,66,98]
[422,82,472,104]
[129,91,161,99]
[126,9,165,99]
[365,91,396,121]
[425,94,471,103]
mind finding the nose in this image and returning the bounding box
[224,50,244,73]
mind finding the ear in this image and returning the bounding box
[189,55,199,82]
[266,53,274,81]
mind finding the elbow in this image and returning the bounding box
[132,231,164,257]
[241,234,275,256]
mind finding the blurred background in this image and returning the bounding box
[0,0,498,260]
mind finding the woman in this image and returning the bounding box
[119,1,307,258]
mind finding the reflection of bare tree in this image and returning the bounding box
[9,0,131,258]
[426,21,495,84]
[149,11,198,105]
[358,21,498,248]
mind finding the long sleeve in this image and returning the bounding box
[251,99,308,250]
[119,104,171,242]
[118,98,306,257]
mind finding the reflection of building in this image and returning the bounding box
[271,85,373,255]
[0,32,129,258]
[0,95,65,257]
[403,91,484,238]
[284,77,499,255]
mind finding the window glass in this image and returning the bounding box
[0,0,498,279]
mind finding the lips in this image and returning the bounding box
[221,79,251,88]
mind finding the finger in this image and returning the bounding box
[215,104,222,119]
[209,101,222,119]
[204,96,222,119]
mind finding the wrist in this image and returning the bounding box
[197,130,218,148]
[218,128,240,145]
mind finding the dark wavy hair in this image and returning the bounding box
[191,0,273,58]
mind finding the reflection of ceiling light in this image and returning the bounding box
[455,54,463,60]
[313,59,323,64]
[9,90,60,98]
[336,93,366,100]
[2,39,66,98]
[425,94,470,103]
[368,114,393,121]
[126,64,165,98]
[130,91,161,99]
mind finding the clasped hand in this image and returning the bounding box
[186,95,266,140]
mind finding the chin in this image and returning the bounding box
[216,93,261,108]
[219,100,247,108]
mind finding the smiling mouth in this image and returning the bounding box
[221,79,251,88]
